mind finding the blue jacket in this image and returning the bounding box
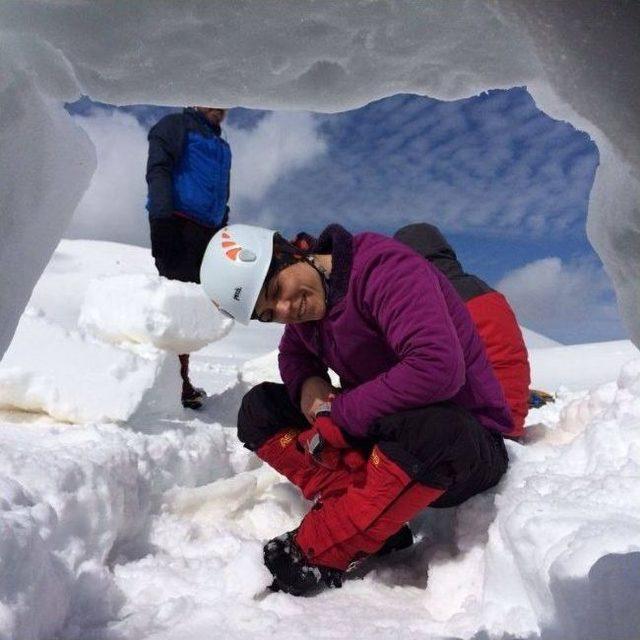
[146,108,232,228]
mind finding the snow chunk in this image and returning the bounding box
[618,359,640,397]
[0,310,179,423]
[79,274,232,354]
[0,415,239,640]
[28,239,157,332]
[0,35,95,359]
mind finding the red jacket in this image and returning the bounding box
[466,291,529,437]
[394,224,530,438]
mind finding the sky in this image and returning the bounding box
[65,89,625,345]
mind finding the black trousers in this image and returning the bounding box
[151,215,221,393]
[237,382,509,508]
[152,216,220,284]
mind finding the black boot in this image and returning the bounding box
[264,531,343,596]
[181,386,207,410]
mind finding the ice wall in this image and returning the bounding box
[0,32,95,356]
[0,1,638,356]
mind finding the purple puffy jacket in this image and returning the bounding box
[278,225,513,438]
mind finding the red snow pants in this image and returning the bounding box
[239,382,508,571]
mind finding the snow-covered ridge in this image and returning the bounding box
[0,2,639,360]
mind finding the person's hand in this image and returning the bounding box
[308,396,333,421]
[300,377,336,424]
[341,449,368,471]
[312,412,368,471]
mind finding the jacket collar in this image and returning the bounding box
[184,107,222,137]
[314,224,353,309]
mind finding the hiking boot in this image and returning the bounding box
[264,530,344,596]
[181,387,207,410]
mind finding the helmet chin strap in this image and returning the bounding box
[305,255,330,308]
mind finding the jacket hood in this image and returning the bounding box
[394,223,464,280]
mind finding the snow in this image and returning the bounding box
[529,340,640,393]
[0,34,96,359]
[520,328,561,350]
[0,3,639,638]
[1,239,639,639]
[27,239,158,331]
[240,331,640,395]
[0,309,178,423]
[78,274,232,354]
[0,419,245,640]
[0,241,232,422]
[0,2,639,359]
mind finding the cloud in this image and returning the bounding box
[226,111,327,207]
[66,109,150,246]
[61,96,619,343]
[65,107,327,245]
[260,90,598,239]
[65,90,596,246]
[496,256,623,344]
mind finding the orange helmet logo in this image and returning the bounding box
[221,230,242,261]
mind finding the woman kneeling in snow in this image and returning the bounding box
[200,223,511,595]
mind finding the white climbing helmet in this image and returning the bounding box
[200,224,276,325]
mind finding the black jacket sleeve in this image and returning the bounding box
[146,113,186,221]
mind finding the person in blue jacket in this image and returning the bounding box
[146,106,232,409]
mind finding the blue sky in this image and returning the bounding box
[66,89,625,344]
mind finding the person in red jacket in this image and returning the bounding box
[394,223,530,439]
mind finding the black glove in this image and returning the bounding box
[150,217,185,278]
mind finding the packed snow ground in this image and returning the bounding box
[0,240,639,640]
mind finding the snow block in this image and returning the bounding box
[0,310,179,423]
[79,274,232,354]
[0,33,95,359]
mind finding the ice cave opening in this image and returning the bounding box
[1,1,638,356]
